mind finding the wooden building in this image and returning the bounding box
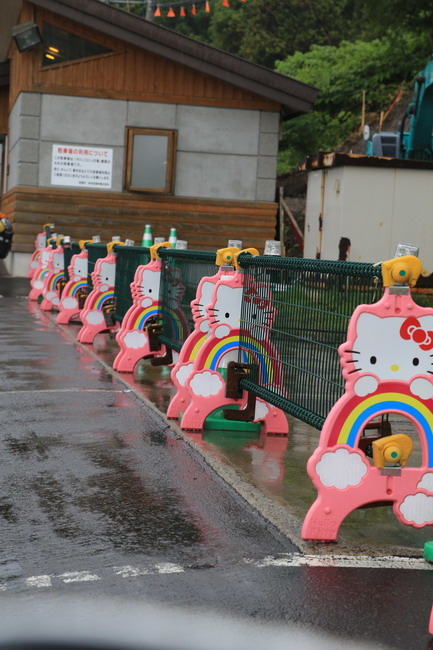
[0,0,318,274]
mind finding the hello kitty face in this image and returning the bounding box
[209,284,243,339]
[52,252,64,271]
[98,261,116,291]
[345,313,433,398]
[166,283,184,309]
[192,280,215,331]
[41,250,51,268]
[36,234,46,250]
[138,269,161,307]
[72,256,88,281]
[243,283,274,329]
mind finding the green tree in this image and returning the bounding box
[276,33,427,170]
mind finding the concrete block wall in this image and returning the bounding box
[8,92,280,202]
[8,93,41,189]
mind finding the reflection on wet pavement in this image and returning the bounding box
[86,332,433,555]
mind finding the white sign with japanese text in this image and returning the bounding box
[51,144,113,189]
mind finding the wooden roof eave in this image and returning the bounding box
[30,0,319,115]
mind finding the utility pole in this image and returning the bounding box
[146,0,154,20]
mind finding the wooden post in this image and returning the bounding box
[146,0,154,20]
[279,187,285,255]
[280,192,303,254]
[361,89,366,130]
[379,111,384,131]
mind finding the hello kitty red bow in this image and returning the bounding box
[244,287,270,309]
[400,317,433,350]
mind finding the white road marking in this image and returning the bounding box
[9,553,433,593]
[114,563,184,577]
[155,563,185,574]
[58,571,100,583]
[113,565,151,578]
[26,575,53,588]
[244,553,433,571]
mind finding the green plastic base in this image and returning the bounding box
[423,541,433,563]
[204,405,261,433]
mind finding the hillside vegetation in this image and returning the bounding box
[111,0,433,170]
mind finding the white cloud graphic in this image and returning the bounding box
[45,291,57,301]
[33,280,44,289]
[315,448,367,489]
[410,377,433,400]
[418,473,433,492]
[124,330,147,349]
[354,375,378,397]
[62,297,78,310]
[189,371,223,397]
[86,311,105,325]
[214,324,230,339]
[399,493,433,526]
[175,363,194,387]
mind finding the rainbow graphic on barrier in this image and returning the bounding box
[133,304,185,341]
[189,333,208,361]
[327,386,433,467]
[133,304,161,330]
[35,268,50,281]
[94,291,115,310]
[69,280,88,296]
[202,333,274,384]
[48,272,65,290]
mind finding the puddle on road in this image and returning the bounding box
[79,333,433,555]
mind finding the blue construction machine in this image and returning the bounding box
[366,56,433,161]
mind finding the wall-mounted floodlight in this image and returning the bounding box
[12,22,43,53]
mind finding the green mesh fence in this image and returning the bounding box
[113,245,151,322]
[85,243,108,289]
[62,242,80,282]
[158,248,217,352]
[237,255,383,430]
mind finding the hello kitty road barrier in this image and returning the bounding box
[300,254,433,542]
[39,238,70,311]
[27,224,54,279]
[28,236,61,302]
[180,248,289,435]
[56,240,93,325]
[166,246,240,420]
[77,241,124,344]
[113,242,179,372]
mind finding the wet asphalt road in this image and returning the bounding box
[1,279,433,649]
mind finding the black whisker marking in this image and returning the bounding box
[345,350,360,354]
[348,368,361,374]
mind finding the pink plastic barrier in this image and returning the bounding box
[179,250,289,435]
[77,245,119,344]
[56,246,91,325]
[302,256,433,542]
